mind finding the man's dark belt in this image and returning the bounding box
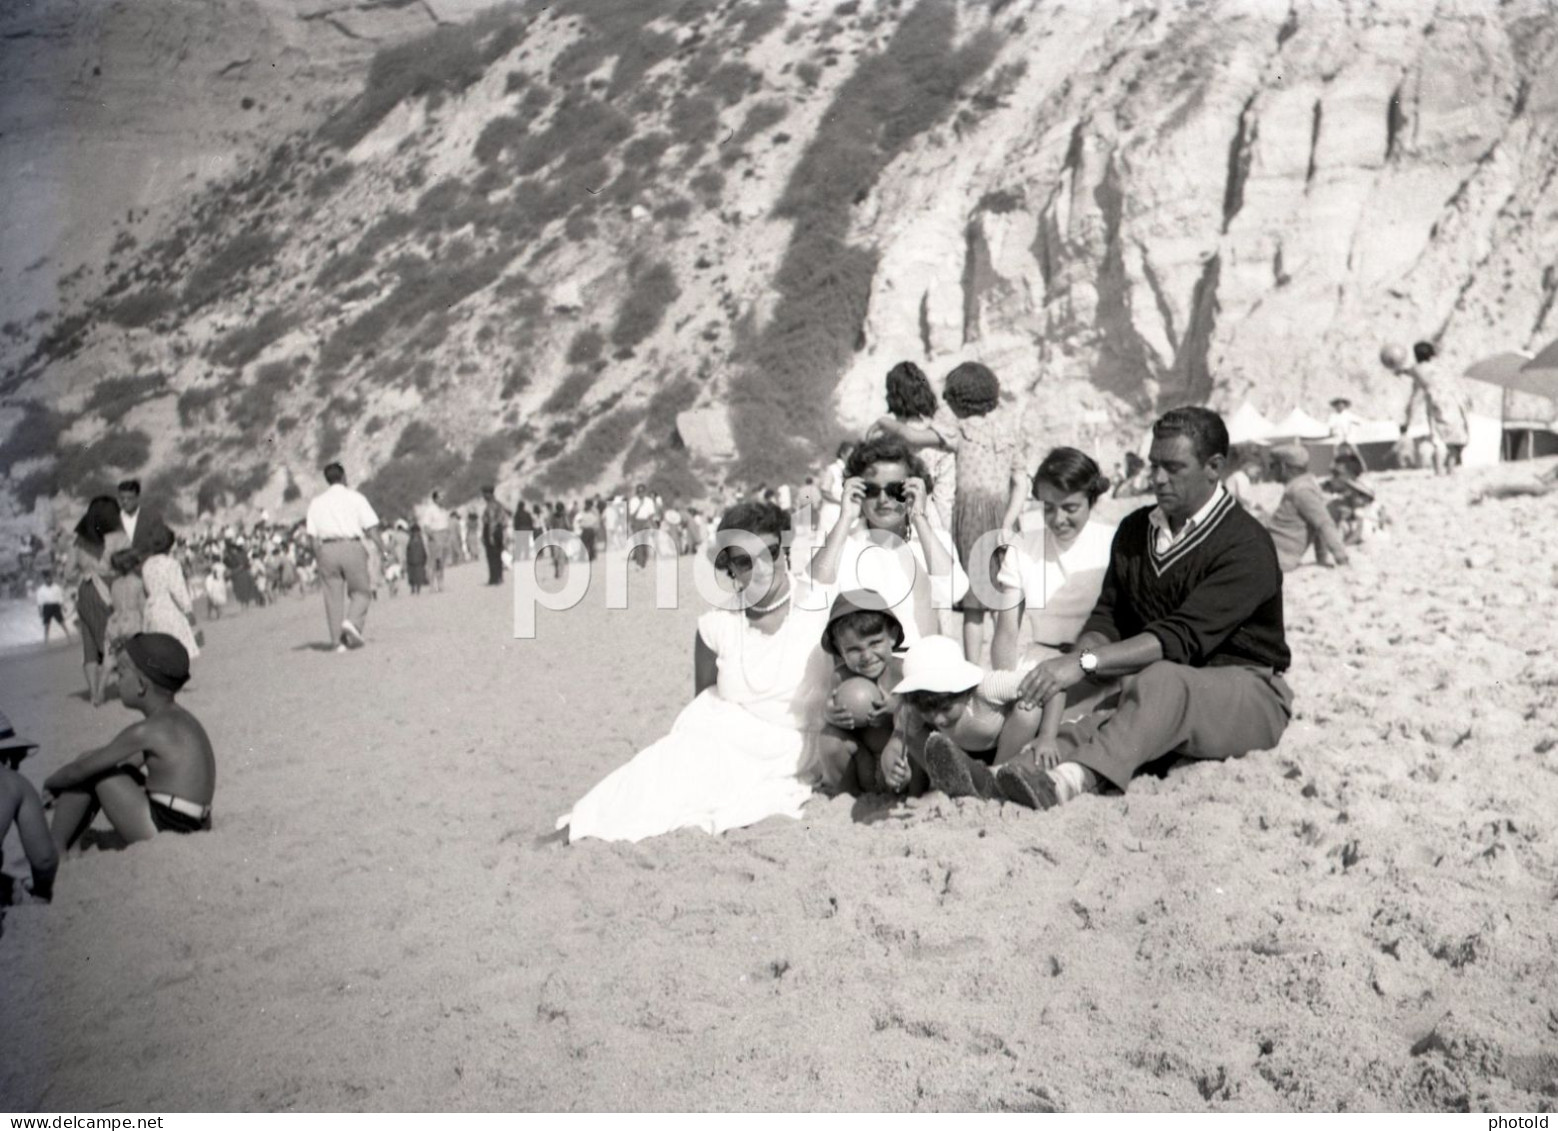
[318,536,359,543]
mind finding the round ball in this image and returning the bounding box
[1379,343,1409,371]
[834,677,883,727]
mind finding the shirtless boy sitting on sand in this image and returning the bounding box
[45,633,216,850]
[1,713,57,913]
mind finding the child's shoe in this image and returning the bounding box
[923,733,999,800]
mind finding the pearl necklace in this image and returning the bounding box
[745,588,793,616]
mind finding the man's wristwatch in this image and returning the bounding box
[1077,650,1099,676]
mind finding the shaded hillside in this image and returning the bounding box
[4,0,1558,525]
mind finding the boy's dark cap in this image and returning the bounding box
[124,633,191,692]
[821,589,904,656]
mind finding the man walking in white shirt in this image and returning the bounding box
[305,463,389,652]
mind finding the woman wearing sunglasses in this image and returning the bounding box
[808,437,967,648]
[557,501,837,843]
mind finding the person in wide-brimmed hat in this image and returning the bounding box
[889,635,1045,799]
[1,710,57,908]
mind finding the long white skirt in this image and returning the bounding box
[558,690,815,844]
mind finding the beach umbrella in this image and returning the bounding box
[1463,351,1532,386]
[1463,349,1558,460]
[1519,338,1558,383]
[1464,348,1558,399]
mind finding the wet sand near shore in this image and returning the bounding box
[2,468,1556,1112]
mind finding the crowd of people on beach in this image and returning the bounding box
[1,337,1549,915]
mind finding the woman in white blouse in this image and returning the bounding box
[558,501,836,844]
[817,437,967,648]
[991,447,1117,672]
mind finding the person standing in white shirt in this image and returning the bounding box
[35,571,68,642]
[305,463,389,652]
[416,490,452,591]
[626,485,660,569]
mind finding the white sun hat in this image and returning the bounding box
[890,635,984,695]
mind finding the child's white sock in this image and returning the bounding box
[1048,762,1098,804]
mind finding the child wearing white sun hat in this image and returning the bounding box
[890,635,1045,798]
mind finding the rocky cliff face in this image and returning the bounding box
[0,0,501,340]
[3,0,1556,525]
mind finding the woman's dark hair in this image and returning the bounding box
[1033,447,1111,503]
[147,524,176,556]
[835,440,856,461]
[109,548,141,575]
[1413,340,1436,363]
[74,496,123,549]
[717,500,791,541]
[844,437,933,494]
[823,609,905,657]
[942,361,1000,418]
[885,361,939,421]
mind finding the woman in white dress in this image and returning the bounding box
[140,525,201,659]
[991,447,1117,672]
[558,502,836,844]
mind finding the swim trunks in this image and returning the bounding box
[147,792,213,834]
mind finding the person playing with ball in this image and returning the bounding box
[815,590,916,796]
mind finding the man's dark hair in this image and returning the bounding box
[117,479,141,495]
[323,462,347,485]
[716,500,791,541]
[1153,407,1230,463]
[844,437,934,494]
[885,361,939,421]
[1413,340,1436,364]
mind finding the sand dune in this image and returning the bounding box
[2,467,1556,1112]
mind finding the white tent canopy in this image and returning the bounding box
[1225,401,1274,445]
[1267,407,1330,440]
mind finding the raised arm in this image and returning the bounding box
[810,477,863,586]
[990,597,1026,671]
[869,415,952,451]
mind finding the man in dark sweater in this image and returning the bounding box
[995,406,1294,809]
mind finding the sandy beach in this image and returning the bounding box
[2,466,1556,1112]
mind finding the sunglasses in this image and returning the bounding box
[860,481,910,502]
[714,542,786,577]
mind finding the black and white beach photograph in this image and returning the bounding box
[2,0,1557,1113]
